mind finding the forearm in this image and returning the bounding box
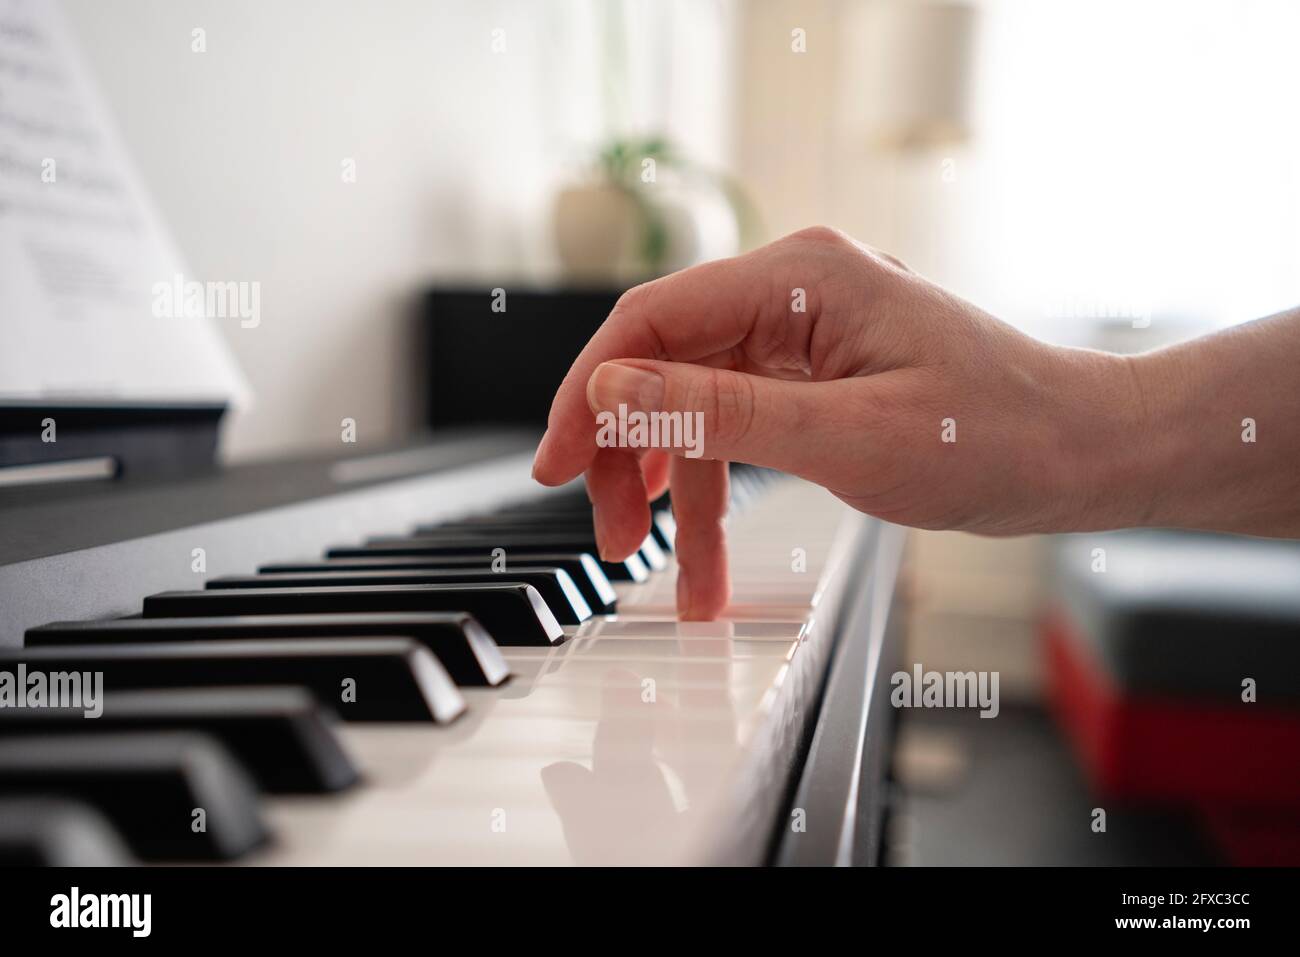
[1075,308,1300,536]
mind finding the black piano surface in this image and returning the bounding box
[0,430,540,648]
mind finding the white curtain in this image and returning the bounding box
[946,0,1300,338]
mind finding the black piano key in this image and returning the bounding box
[0,797,134,866]
[420,519,599,537]
[260,555,617,614]
[650,508,676,552]
[425,518,675,559]
[28,612,509,687]
[595,552,650,583]
[0,686,359,794]
[405,529,661,572]
[447,512,676,554]
[0,731,268,861]
[459,499,676,552]
[497,493,590,510]
[376,530,593,546]
[330,538,653,582]
[206,567,592,625]
[444,513,592,528]
[635,534,668,570]
[488,507,589,521]
[0,639,465,723]
[142,584,563,647]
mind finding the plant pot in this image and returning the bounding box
[553,184,641,283]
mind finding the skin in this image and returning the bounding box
[532,226,1300,619]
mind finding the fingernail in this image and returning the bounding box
[588,362,664,414]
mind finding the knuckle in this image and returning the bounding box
[874,249,912,273]
[609,281,669,360]
[705,370,756,447]
[679,373,713,423]
[609,283,650,325]
[787,225,850,249]
[615,280,654,311]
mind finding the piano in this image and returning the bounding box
[0,429,905,866]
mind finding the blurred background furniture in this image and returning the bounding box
[1045,531,1300,865]
[423,288,620,430]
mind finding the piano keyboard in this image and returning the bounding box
[0,444,896,866]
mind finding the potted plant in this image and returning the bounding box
[554,135,760,284]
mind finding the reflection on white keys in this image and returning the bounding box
[253,479,871,865]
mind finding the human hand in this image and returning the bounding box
[531,227,1146,618]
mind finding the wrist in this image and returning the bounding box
[1038,344,1175,532]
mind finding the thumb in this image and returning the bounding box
[585,359,854,479]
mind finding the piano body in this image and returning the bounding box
[0,425,905,866]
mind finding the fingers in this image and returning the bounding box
[670,456,730,620]
[641,450,670,500]
[532,252,783,486]
[530,227,876,622]
[585,447,651,560]
[584,448,667,562]
[583,357,860,488]
[582,359,865,593]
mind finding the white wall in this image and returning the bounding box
[63,0,736,461]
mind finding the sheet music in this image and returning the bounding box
[0,0,248,404]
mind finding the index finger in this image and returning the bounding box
[531,253,773,486]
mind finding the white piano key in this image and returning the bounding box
[575,618,810,640]
[242,476,872,865]
[503,637,799,662]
